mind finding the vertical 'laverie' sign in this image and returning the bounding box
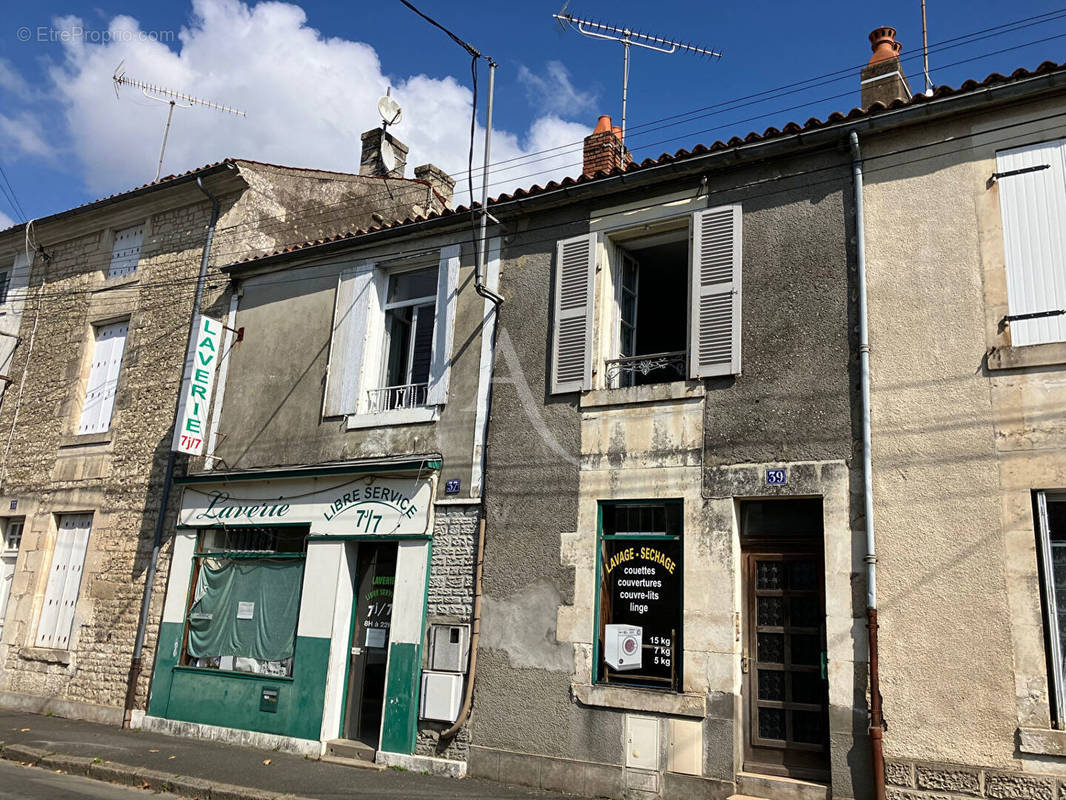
[175,315,223,456]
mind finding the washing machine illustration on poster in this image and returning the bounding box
[604,624,642,671]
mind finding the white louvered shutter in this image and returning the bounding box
[108,225,144,279]
[689,205,742,378]
[427,244,461,405]
[323,264,378,417]
[36,514,92,649]
[997,140,1066,346]
[551,234,596,394]
[77,321,128,434]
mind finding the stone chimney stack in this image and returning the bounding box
[360,128,408,179]
[582,115,633,177]
[861,27,913,108]
[414,163,456,208]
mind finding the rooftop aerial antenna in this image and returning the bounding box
[553,7,721,145]
[112,62,246,182]
[920,0,934,94]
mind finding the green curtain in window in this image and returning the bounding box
[187,558,304,662]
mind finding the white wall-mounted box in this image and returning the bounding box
[428,623,470,672]
[420,670,464,722]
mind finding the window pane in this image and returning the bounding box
[388,267,437,303]
[410,303,435,384]
[385,307,413,387]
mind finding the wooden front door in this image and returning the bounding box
[743,550,830,780]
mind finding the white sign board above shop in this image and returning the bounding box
[174,315,224,456]
[178,474,434,537]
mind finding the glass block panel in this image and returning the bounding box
[791,634,820,666]
[789,559,818,591]
[756,561,784,591]
[758,669,784,701]
[789,596,820,629]
[791,671,825,705]
[757,632,784,664]
[791,710,826,745]
[758,707,785,740]
[757,596,783,627]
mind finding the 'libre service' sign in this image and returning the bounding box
[175,315,223,456]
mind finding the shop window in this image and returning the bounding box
[596,500,683,690]
[1037,492,1066,725]
[183,526,308,677]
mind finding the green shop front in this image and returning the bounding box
[145,460,437,756]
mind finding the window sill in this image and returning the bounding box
[173,665,295,682]
[987,342,1066,370]
[571,682,706,718]
[581,381,705,409]
[96,274,139,292]
[1018,726,1066,756]
[20,646,71,665]
[58,432,112,449]
[346,405,441,430]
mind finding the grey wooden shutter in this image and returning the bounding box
[551,234,596,394]
[323,264,376,416]
[689,205,742,378]
[427,244,461,405]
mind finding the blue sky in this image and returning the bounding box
[0,0,1064,226]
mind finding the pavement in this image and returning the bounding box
[0,709,569,800]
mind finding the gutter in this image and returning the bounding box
[123,173,224,725]
[849,130,886,800]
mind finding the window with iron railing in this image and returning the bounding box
[375,266,436,411]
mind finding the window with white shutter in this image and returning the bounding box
[551,234,597,393]
[689,205,742,378]
[108,225,144,279]
[36,514,92,650]
[996,140,1066,346]
[78,321,128,434]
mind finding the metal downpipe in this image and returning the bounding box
[849,129,886,800]
[123,176,221,725]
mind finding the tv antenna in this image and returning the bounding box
[553,8,721,145]
[112,62,246,182]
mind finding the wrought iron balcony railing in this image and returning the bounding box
[605,350,687,388]
[366,382,429,413]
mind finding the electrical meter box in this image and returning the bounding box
[604,624,643,671]
[428,623,470,672]
[420,671,463,722]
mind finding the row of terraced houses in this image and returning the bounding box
[1,27,1066,800]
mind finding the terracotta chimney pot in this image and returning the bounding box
[593,115,613,134]
[611,126,623,141]
[868,26,902,65]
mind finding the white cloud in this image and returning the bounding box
[0,112,53,159]
[0,210,14,231]
[43,0,592,201]
[0,59,30,98]
[517,61,596,117]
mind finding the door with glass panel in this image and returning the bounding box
[0,519,23,639]
[741,499,829,780]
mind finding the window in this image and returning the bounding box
[183,526,307,677]
[0,518,24,639]
[1038,492,1066,726]
[36,514,91,650]
[596,500,683,690]
[550,204,742,393]
[996,140,1066,346]
[0,269,8,305]
[108,224,144,279]
[323,244,460,418]
[77,321,128,434]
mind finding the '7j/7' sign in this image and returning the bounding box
[174,315,223,456]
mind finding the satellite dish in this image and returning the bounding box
[377,94,403,128]
[380,136,396,172]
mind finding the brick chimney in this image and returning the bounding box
[860,27,912,108]
[360,128,408,178]
[582,115,632,177]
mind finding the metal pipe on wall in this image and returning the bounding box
[849,129,886,800]
[123,175,221,725]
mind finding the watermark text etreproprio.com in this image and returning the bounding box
[16,25,176,44]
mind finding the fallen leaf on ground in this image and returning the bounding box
[19,728,30,732]
[262,759,271,766]
[168,755,176,760]
[148,749,159,753]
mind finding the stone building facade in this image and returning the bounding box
[0,143,453,724]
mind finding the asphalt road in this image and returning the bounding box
[0,759,162,799]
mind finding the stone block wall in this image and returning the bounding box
[888,759,1066,800]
